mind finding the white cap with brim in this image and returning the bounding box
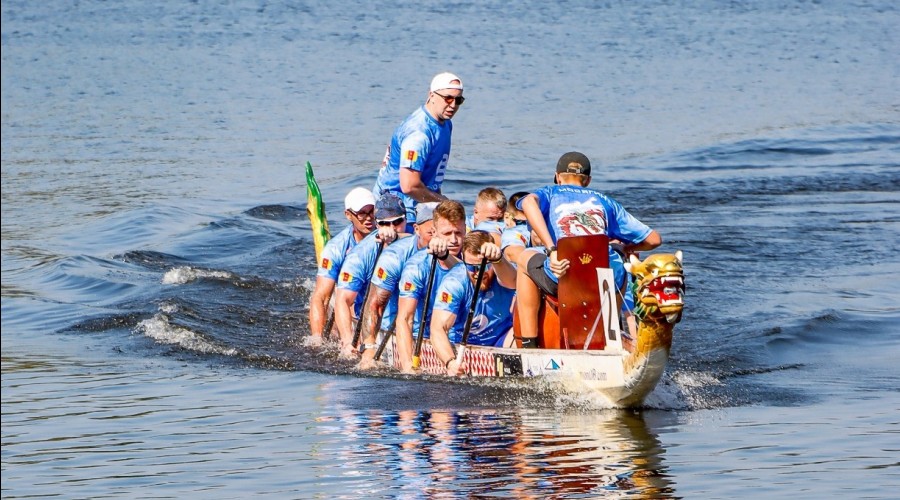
[344,187,376,212]
[430,72,463,92]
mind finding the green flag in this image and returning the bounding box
[305,161,330,264]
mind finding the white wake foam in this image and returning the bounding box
[162,266,233,285]
[136,313,237,356]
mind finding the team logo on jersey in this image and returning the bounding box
[403,281,415,292]
[341,272,353,282]
[405,150,418,162]
[320,257,333,270]
[376,267,386,279]
[440,291,452,304]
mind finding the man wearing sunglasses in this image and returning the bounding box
[372,72,464,231]
[334,192,408,358]
[307,187,377,346]
[429,230,517,376]
[356,201,439,370]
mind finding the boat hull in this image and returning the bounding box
[382,337,668,407]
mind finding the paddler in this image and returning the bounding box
[430,230,517,376]
[307,187,376,346]
[392,200,467,373]
[355,201,439,369]
[333,192,407,358]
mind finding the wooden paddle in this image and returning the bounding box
[452,256,489,373]
[350,240,385,349]
[412,253,440,369]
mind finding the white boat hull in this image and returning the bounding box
[382,337,668,407]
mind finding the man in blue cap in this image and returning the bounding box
[333,192,407,358]
[356,200,439,369]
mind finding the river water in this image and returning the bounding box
[2,1,899,498]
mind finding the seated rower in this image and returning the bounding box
[394,200,467,373]
[333,192,408,358]
[356,201,438,370]
[430,230,517,376]
[307,187,376,346]
[515,151,662,347]
[465,187,506,232]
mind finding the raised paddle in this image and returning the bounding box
[412,253,440,369]
[452,256,489,373]
[351,240,386,349]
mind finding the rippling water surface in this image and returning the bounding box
[3,0,899,498]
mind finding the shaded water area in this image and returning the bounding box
[3,0,899,498]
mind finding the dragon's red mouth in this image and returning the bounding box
[645,276,685,306]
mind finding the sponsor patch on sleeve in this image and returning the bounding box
[341,272,353,282]
[320,257,332,270]
[403,281,415,292]
[376,267,386,279]
[440,291,452,304]
[405,150,418,162]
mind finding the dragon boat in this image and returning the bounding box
[304,163,685,407]
[379,234,686,408]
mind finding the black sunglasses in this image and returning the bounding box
[433,92,465,106]
[377,217,405,227]
[348,208,375,219]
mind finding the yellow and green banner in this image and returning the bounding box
[305,161,330,264]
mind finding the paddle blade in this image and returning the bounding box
[305,161,331,264]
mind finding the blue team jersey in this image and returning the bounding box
[397,252,454,338]
[432,265,515,347]
[516,184,652,288]
[373,106,452,222]
[500,223,531,251]
[316,226,359,281]
[370,234,424,331]
[335,232,392,329]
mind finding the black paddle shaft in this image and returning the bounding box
[459,257,489,346]
[351,240,385,349]
[413,253,440,359]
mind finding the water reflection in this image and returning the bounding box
[316,407,674,498]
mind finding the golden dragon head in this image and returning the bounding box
[625,251,685,324]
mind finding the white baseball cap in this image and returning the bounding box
[344,187,376,212]
[430,72,463,92]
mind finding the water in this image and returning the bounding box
[3,0,899,497]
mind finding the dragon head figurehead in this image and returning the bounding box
[626,251,685,325]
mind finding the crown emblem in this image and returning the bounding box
[579,253,592,265]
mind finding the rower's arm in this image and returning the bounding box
[395,297,418,373]
[522,195,554,251]
[429,309,458,370]
[334,288,358,350]
[360,286,391,348]
[400,168,447,203]
[309,277,335,337]
[625,229,662,253]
